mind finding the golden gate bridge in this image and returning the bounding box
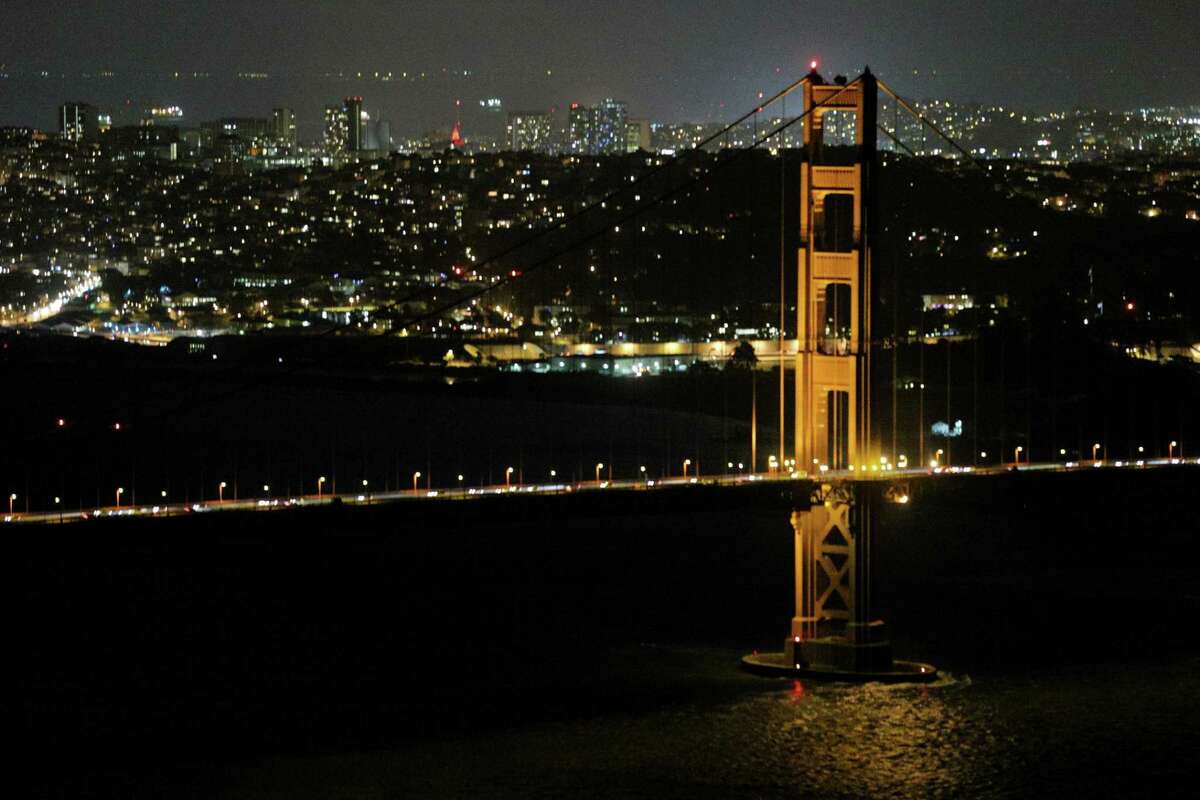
[6,65,1197,682]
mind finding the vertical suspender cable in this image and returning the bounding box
[779,93,787,470]
[750,105,758,471]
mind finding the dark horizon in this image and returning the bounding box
[3,0,1198,135]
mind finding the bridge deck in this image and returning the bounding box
[5,458,1195,526]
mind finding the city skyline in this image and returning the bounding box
[3,0,1199,135]
[6,8,1200,795]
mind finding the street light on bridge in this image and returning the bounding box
[1092,443,1102,463]
[317,476,325,498]
[682,458,692,478]
[1014,446,1023,466]
[505,466,514,490]
[1170,440,1178,460]
[115,487,124,507]
[219,481,227,502]
[8,493,15,515]
[413,472,422,494]
[595,462,604,483]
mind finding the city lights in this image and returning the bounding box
[0,12,1197,798]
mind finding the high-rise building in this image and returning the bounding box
[566,100,629,155]
[59,102,100,143]
[324,105,349,153]
[325,97,365,154]
[475,98,506,150]
[568,103,593,154]
[343,96,364,151]
[362,116,392,151]
[625,118,651,152]
[507,111,552,152]
[270,108,297,148]
[593,98,628,154]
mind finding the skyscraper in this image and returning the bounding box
[593,98,628,155]
[566,100,630,155]
[625,118,651,153]
[507,111,552,152]
[567,103,592,155]
[59,102,99,144]
[270,108,297,148]
[476,98,506,149]
[324,105,349,153]
[324,97,365,154]
[361,113,392,151]
[343,96,364,151]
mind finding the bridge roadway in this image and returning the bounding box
[4,457,1195,526]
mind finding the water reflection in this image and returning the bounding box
[39,654,1200,798]
[713,672,987,798]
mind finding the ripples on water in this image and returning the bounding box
[74,653,1198,799]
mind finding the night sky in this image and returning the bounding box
[3,0,1197,136]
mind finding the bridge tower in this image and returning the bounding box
[746,67,934,680]
[794,67,876,472]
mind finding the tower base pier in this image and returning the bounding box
[741,651,936,683]
[742,479,937,683]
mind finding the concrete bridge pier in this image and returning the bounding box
[743,480,936,682]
